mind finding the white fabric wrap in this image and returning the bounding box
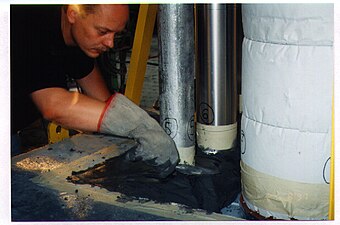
[240,4,333,220]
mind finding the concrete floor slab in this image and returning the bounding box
[11,133,243,221]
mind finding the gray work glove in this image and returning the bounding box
[98,93,179,178]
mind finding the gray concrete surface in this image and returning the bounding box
[11,134,243,221]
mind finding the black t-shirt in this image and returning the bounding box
[10,5,95,133]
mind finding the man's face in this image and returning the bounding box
[68,5,129,58]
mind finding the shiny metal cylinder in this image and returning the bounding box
[196,4,241,151]
[196,3,238,126]
[158,4,195,164]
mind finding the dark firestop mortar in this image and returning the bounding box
[68,146,241,213]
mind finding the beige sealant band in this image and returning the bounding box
[196,122,237,151]
[240,160,329,220]
[177,146,195,165]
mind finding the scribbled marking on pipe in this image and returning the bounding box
[323,157,330,184]
[187,115,195,142]
[241,130,246,155]
[199,102,214,125]
[162,118,178,139]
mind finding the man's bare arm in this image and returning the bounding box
[31,87,105,132]
[76,62,111,102]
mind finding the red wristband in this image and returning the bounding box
[97,93,118,132]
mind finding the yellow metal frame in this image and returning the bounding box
[329,88,335,220]
[125,4,158,105]
[48,122,70,144]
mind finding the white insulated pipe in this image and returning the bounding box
[240,4,333,220]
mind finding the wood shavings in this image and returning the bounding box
[16,156,64,172]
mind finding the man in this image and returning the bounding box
[10,4,179,177]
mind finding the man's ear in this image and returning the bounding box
[66,5,79,24]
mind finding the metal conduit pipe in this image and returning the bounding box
[158,4,196,165]
[196,4,239,152]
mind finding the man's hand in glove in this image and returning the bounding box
[97,93,179,178]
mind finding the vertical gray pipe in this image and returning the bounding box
[196,4,240,152]
[158,4,196,165]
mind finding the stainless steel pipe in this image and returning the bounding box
[158,4,195,164]
[196,4,240,151]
